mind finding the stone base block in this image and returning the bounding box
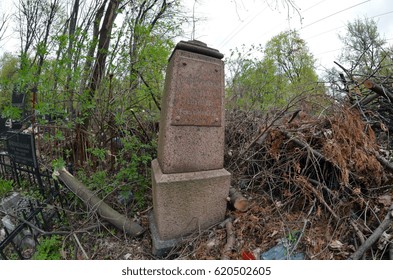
[151,159,230,242]
[149,212,181,257]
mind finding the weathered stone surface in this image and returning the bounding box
[149,212,181,257]
[150,41,231,255]
[151,159,230,241]
[170,53,223,127]
[157,46,225,173]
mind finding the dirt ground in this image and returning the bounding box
[60,102,393,260]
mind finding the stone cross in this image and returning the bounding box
[150,40,231,256]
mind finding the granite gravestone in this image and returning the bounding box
[150,40,231,256]
[6,132,37,168]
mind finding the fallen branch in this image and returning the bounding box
[349,205,393,260]
[364,80,393,102]
[281,131,326,161]
[56,168,145,237]
[360,92,380,106]
[221,218,235,260]
[228,187,250,212]
[376,153,393,173]
[350,219,366,257]
[302,179,339,222]
[73,233,89,260]
[0,209,69,236]
[290,199,315,255]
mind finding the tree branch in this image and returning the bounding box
[349,204,393,260]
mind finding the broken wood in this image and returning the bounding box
[281,131,326,161]
[228,186,250,212]
[221,218,235,260]
[351,92,379,108]
[302,178,339,222]
[375,153,393,173]
[364,80,393,102]
[56,168,145,237]
[349,204,393,260]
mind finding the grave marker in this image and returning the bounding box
[150,40,231,256]
[6,132,37,168]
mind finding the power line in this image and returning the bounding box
[315,48,342,56]
[302,0,328,13]
[219,5,268,48]
[305,25,346,40]
[256,0,328,43]
[301,0,371,30]
[313,34,393,62]
[305,9,393,41]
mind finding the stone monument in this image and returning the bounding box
[150,40,231,256]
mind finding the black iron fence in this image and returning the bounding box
[0,132,67,260]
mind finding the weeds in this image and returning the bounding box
[0,178,13,197]
[33,236,63,260]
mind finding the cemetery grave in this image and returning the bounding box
[0,39,392,260]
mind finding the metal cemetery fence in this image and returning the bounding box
[0,132,66,260]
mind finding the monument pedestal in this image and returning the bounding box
[150,159,230,256]
[150,40,231,256]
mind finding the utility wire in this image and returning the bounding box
[315,48,342,56]
[301,0,371,30]
[305,9,393,41]
[309,10,393,58]
[257,0,360,44]
[219,5,268,48]
[302,0,328,13]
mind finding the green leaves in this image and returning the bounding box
[0,178,13,197]
[227,30,321,111]
[2,105,22,120]
[33,236,62,260]
[338,17,390,76]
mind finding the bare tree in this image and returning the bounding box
[16,0,42,57]
[78,0,107,99]
[0,12,10,44]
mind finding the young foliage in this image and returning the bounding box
[33,236,62,260]
[338,17,389,75]
[226,31,322,111]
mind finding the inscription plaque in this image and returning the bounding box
[6,132,38,168]
[171,56,222,127]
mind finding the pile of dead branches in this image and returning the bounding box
[221,101,393,260]
[334,61,393,148]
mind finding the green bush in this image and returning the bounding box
[33,236,62,260]
[0,178,13,197]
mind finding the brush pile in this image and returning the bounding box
[200,99,393,260]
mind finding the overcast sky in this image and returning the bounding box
[1,0,392,74]
[180,0,393,73]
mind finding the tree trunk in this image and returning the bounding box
[56,168,145,237]
[66,0,80,117]
[88,0,120,101]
